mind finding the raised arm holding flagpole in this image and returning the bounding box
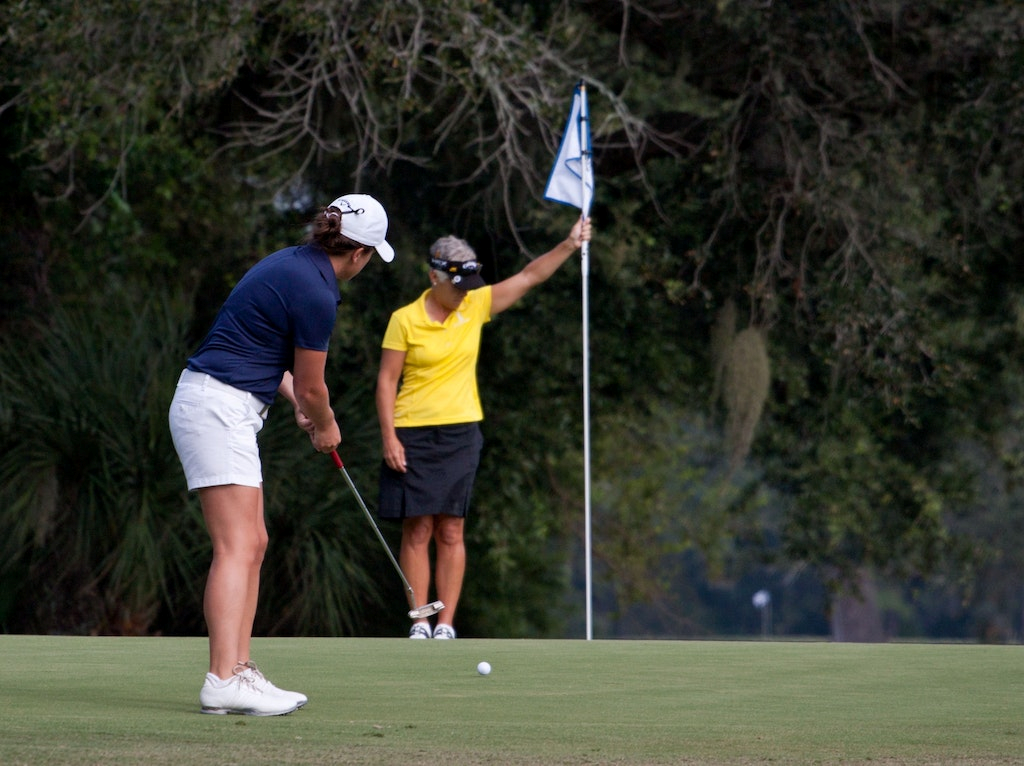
[544,80,595,640]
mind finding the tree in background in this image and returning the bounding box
[0,295,202,634]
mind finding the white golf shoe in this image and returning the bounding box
[239,661,308,709]
[199,667,300,716]
[432,624,456,639]
[409,623,432,639]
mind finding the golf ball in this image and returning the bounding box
[476,661,491,675]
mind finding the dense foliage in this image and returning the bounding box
[1,0,1023,640]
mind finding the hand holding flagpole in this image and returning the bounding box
[544,80,595,640]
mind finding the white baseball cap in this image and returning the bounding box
[327,193,395,263]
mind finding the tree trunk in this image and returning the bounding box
[830,568,886,642]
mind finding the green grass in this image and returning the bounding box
[0,636,1021,765]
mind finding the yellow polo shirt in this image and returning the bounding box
[382,286,492,427]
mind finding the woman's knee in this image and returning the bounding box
[434,516,465,547]
[403,516,435,546]
[201,485,266,565]
[212,535,266,567]
[253,530,269,564]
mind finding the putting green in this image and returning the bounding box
[0,636,1020,765]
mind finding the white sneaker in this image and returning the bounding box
[409,623,432,639]
[432,624,456,640]
[239,661,308,708]
[200,669,300,716]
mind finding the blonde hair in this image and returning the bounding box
[429,236,477,263]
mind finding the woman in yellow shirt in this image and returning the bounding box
[376,216,591,638]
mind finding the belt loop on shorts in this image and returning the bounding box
[179,368,270,418]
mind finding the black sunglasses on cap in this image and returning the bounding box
[428,257,482,278]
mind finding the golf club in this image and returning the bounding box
[329,450,444,620]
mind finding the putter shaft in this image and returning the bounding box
[330,451,444,619]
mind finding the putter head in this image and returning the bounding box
[408,600,445,619]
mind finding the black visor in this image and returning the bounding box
[428,257,486,289]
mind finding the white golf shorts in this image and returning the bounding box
[169,369,268,491]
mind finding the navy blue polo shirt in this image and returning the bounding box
[187,244,341,404]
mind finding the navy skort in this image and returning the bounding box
[377,423,483,519]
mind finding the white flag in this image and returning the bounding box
[544,82,593,217]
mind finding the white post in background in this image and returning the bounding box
[753,589,772,638]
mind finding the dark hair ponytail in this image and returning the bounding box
[308,208,366,256]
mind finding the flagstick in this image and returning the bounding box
[581,235,593,641]
[578,81,594,641]
[541,79,594,639]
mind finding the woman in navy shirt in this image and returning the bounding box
[169,194,394,716]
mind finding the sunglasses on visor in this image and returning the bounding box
[428,257,482,278]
